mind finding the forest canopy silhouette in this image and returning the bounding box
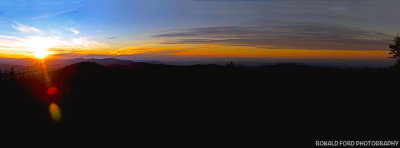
[1,55,399,142]
[389,34,400,68]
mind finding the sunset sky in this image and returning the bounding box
[0,0,399,66]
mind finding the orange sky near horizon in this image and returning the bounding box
[0,34,391,61]
[0,44,390,61]
[168,46,390,60]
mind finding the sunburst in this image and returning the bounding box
[26,37,55,59]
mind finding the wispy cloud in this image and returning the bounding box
[0,35,24,41]
[109,46,170,56]
[0,34,107,57]
[32,9,76,20]
[0,35,25,50]
[11,22,43,33]
[67,28,80,35]
[154,23,392,51]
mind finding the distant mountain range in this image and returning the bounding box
[0,57,386,73]
[0,63,27,72]
[0,58,141,72]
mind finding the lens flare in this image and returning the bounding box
[49,103,62,122]
[47,87,58,96]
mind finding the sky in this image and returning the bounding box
[0,0,399,67]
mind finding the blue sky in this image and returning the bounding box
[1,0,398,44]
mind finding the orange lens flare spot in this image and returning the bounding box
[49,103,62,123]
[47,87,58,95]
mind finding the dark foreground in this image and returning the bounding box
[0,61,399,146]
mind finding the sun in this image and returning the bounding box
[26,37,55,59]
[34,49,51,59]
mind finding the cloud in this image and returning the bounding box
[67,37,106,48]
[11,22,43,33]
[154,23,393,51]
[0,35,25,50]
[67,28,80,35]
[108,37,118,39]
[109,47,151,55]
[32,9,76,20]
[29,0,82,20]
[1,21,106,58]
[0,34,107,56]
[0,35,24,41]
[109,46,169,56]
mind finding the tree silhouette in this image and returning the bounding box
[389,34,400,67]
[7,68,16,80]
[226,61,234,68]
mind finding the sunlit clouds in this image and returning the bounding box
[0,35,108,58]
[11,22,43,33]
[0,19,108,58]
[67,28,80,36]
[1,18,107,58]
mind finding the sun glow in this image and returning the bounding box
[34,49,51,59]
[26,37,55,59]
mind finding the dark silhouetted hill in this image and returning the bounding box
[1,60,399,145]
